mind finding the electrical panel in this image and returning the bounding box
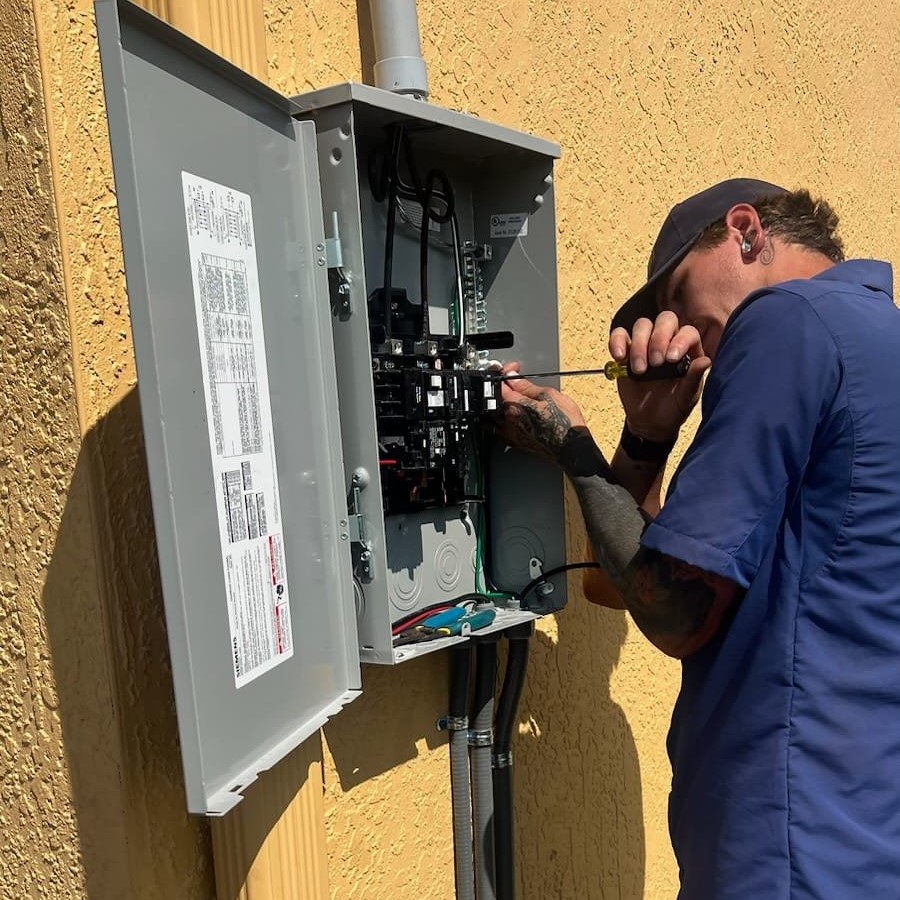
[292,84,567,664]
[96,0,566,812]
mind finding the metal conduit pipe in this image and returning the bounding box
[448,645,476,900]
[368,0,429,98]
[492,623,534,900]
[470,635,499,900]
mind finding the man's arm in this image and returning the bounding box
[581,428,668,609]
[497,372,740,658]
[583,437,666,606]
[610,442,666,515]
[570,469,741,658]
[623,547,740,658]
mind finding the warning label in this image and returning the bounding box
[183,171,294,689]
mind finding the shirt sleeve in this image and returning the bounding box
[641,288,843,588]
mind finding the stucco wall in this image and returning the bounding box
[0,6,103,895]
[4,1,215,896]
[2,1,898,899]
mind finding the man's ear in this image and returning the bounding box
[725,203,764,258]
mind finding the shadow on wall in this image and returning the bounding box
[43,387,645,898]
[516,485,646,898]
[326,652,449,792]
[41,389,216,899]
[324,525,646,899]
[516,590,645,899]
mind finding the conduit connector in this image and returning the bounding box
[491,750,513,769]
[437,714,469,732]
[369,0,429,98]
[468,727,494,748]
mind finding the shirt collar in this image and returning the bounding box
[722,259,894,346]
[811,259,893,297]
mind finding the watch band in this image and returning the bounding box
[619,422,675,462]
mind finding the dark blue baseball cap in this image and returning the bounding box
[611,178,788,332]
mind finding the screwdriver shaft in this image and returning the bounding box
[495,355,691,382]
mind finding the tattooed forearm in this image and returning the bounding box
[570,472,647,590]
[515,391,576,456]
[623,548,717,650]
[500,384,735,656]
[572,473,735,657]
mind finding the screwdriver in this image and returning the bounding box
[494,354,692,383]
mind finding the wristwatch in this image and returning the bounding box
[619,422,676,462]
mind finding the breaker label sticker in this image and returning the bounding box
[182,171,294,689]
[489,212,529,238]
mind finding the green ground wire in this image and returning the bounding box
[472,448,513,601]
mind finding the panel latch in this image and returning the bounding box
[347,467,373,582]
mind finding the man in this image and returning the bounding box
[501,179,900,898]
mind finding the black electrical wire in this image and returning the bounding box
[396,126,425,199]
[419,168,454,341]
[373,123,458,344]
[493,621,533,900]
[493,623,533,758]
[515,561,604,605]
[380,125,405,340]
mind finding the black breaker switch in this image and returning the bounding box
[373,363,501,515]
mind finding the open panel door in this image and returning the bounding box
[95,0,360,814]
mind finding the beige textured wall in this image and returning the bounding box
[2,0,897,899]
[2,0,215,896]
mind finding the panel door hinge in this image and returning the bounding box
[324,211,352,319]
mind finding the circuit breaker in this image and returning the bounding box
[96,0,566,813]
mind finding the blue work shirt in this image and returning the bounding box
[641,260,900,899]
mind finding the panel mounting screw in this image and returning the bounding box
[316,243,325,251]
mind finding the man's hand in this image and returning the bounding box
[496,363,587,463]
[609,311,711,442]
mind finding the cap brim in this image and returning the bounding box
[610,240,695,333]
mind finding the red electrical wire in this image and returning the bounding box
[391,604,454,635]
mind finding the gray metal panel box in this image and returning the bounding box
[96,0,360,814]
[292,85,568,664]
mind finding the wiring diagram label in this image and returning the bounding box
[182,172,293,689]
[489,212,529,238]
